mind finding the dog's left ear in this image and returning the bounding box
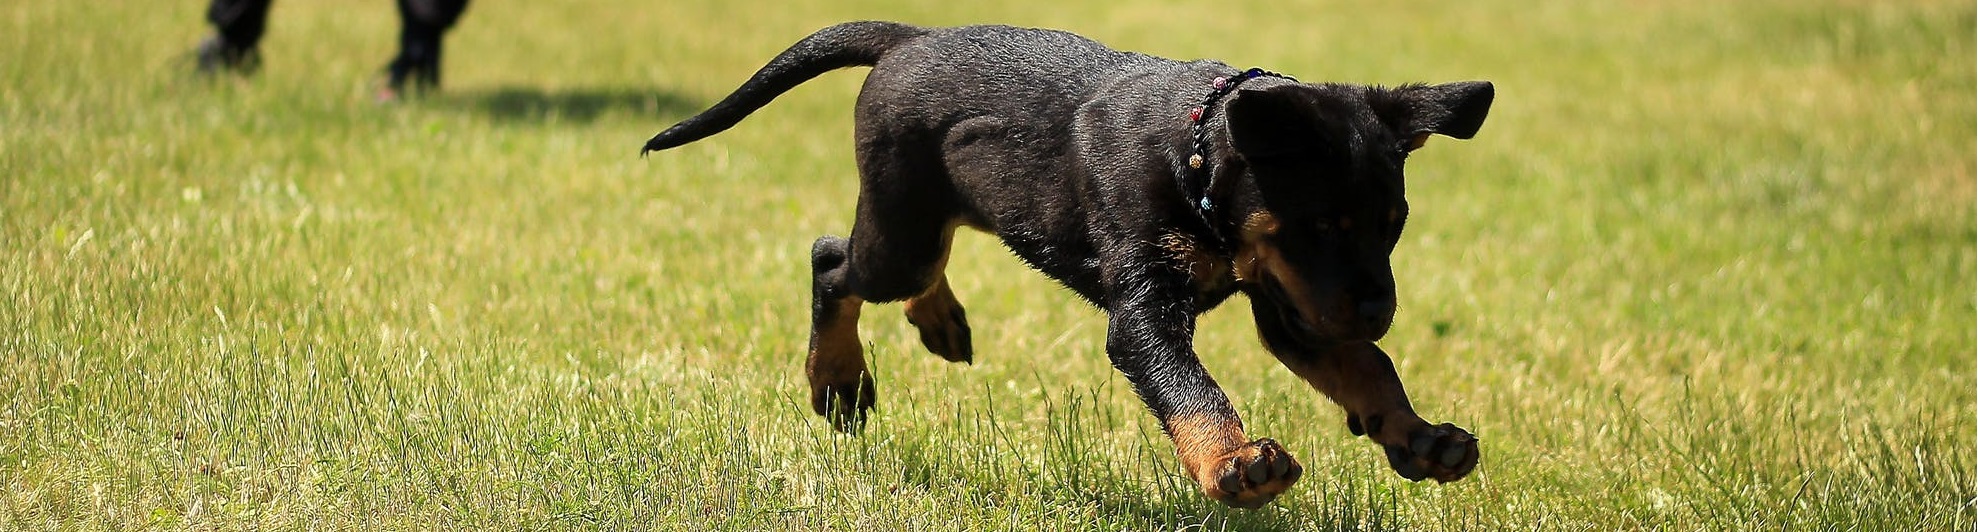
[1226,84,1328,166]
[1388,81,1494,149]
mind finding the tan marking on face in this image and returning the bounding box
[1233,211,1328,328]
[1388,208,1400,223]
[1338,217,1354,230]
[1167,412,1247,480]
[1405,132,1429,152]
[1232,213,1279,283]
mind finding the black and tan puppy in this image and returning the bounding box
[643,21,1493,508]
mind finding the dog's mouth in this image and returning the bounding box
[1258,276,1349,347]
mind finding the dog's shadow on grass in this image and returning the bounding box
[881,432,1401,531]
[446,86,702,124]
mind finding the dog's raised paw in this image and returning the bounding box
[1200,438,1304,509]
[1382,422,1478,483]
[904,292,973,364]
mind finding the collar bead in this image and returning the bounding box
[1181,67,1296,222]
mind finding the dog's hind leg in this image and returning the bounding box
[847,136,974,364]
[807,235,873,432]
[849,217,973,366]
[805,140,975,430]
[901,245,973,365]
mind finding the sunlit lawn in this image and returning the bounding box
[2,0,1972,529]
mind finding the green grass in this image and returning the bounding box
[3,0,1972,529]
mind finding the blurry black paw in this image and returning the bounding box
[194,36,260,75]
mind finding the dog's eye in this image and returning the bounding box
[1314,217,1352,235]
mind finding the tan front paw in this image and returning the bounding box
[1196,438,1304,509]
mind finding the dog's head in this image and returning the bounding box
[1223,81,1492,345]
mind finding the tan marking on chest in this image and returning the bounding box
[1159,232,1229,291]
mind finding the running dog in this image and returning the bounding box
[642,21,1493,508]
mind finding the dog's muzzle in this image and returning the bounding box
[1260,276,1391,345]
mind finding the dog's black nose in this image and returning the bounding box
[1358,300,1394,320]
[1358,299,1395,334]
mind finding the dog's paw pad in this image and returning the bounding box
[1382,423,1477,483]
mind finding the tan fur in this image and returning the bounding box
[1159,232,1229,292]
[806,296,867,397]
[1232,211,1329,326]
[903,276,961,333]
[1405,132,1430,151]
[1168,412,1247,476]
[1168,412,1304,509]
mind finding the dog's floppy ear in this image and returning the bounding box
[1389,81,1494,148]
[1226,84,1325,165]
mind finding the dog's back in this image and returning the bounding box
[643,22,1205,292]
[852,26,1189,270]
[857,24,1158,130]
[643,22,1156,154]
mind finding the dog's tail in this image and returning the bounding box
[641,21,929,155]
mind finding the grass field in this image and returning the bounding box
[3,0,1973,529]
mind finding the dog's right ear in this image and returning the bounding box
[1226,84,1327,166]
[1388,81,1494,145]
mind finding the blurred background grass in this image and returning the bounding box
[1,0,1972,529]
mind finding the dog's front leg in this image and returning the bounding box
[1250,298,1480,482]
[1106,281,1303,509]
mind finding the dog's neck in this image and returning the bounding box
[1182,67,1296,248]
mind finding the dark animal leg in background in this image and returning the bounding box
[386,0,472,94]
[197,0,272,73]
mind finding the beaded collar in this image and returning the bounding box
[1181,67,1296,245]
